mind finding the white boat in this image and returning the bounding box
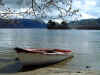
[14,48,73,66]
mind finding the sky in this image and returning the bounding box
[0,0,100,20]
[73,0,100,19]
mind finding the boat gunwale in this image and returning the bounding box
[14,48,72,56]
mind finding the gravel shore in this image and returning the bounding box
[0,57,100,75]
[0,67,99,75]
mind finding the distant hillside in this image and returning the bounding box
[1,18,100,29]
[0,18,47,28]
[68,18,100,29]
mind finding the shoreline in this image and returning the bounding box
[0,56,100,75]
[0,67,99,75]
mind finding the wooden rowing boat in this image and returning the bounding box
[14,48,73,66]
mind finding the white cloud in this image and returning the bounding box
[80,12,97,19]
[85,0,96,6]
[73,0,100,19]
[83,0,96,10]
[73,0,82,8]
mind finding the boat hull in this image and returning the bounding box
[17,52,73,66]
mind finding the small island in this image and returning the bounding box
[47,20,70,29]
[47,18,100,30]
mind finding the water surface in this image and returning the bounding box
[0,29,100,73]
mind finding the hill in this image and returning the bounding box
[68,18,100,29]
[0,18,47,28]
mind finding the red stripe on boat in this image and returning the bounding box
[56,49,72,53]
[15,48,72,54]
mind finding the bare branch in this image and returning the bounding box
[0,0,80,20]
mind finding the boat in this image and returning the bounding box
[14,47,73,66]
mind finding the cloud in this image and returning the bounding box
[0,0,100,20]
[73,0,100,19]
[3,0,32,8]
[80,12,97,19]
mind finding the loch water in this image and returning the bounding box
[0,29,100,73]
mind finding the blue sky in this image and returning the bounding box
[0,0,100,20]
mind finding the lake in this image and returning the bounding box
[0,29,100,73]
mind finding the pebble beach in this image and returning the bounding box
[0,57,100,75]
[0,66,99,75]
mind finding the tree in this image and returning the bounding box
[48,20,56,26]
[0,0,80,20]
[61,21,68,25]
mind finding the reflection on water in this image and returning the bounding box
[0,48,22,73]
[0,59,22,73]
[0,29,100,73]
